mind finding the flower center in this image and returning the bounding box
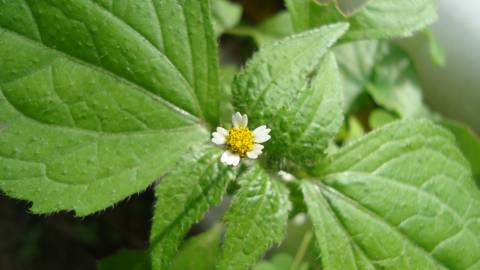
[226,127,255,157]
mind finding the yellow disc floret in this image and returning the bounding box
[226,127,255,157]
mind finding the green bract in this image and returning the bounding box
[2,1,479,270]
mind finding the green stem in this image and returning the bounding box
[290,230,313,270]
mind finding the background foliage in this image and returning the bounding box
[1,0,480,269]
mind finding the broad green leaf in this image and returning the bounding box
[211,0,242,37]
[305,120,480,269]
[149,146,235,270]
[286,0,437,41]
[442,119,480,185]
[98,249,150,270]
[0,0,218,215]
[172,224,223,270]
[269,52,344,170]
[217,165,291,270]
[301,182,361,270]
[92,0,221,125]
[232,24,348,170]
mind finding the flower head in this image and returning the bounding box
[211,112,271,166]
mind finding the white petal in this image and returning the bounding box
[212,136,225,145]
[253,127,271,143]
[216,127,228,136]
[253,125,271,142]
[252,144,264,151]
[211,132,226,145]
[220,151,240,166]
[247,152,258,159]
[229,154,241,166]
[241,114,248,127]
[232,112,243,128]
[246,144,264,159]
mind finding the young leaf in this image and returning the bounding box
[149,146,235,270]
[0,0,218,215]
[232,23,348,169]
[217,165,291,270]
[171,224,223,270]
[304,120,480,269]
[267,52,344,170]
[286,0,437,40]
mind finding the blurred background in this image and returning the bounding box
[1,0,479,269]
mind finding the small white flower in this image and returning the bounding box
[211,112,271,166]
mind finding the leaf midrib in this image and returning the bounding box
[0,22,202,126]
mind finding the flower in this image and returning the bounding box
[211,112,271,166]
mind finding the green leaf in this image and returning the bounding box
[441,119,480,185]
[334,40,427,117]
[211,0,242,37]
[304,120,480,269]
[286,0,437,40]
[333,40,378,109]
[0,0,219,215]
[98,249,150,270]
[149,146,235,270]
[271,52,344,170]
[172,224,223,270]
[232,24,348,170]
[217,165,291,270]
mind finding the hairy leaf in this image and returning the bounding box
[150,146,235,270]
[232,23,348,169]
[267,52,344,170]
[286,0,437,40]
[217,165,291,270]
[304,120,480,269]
[0,0,218,215]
